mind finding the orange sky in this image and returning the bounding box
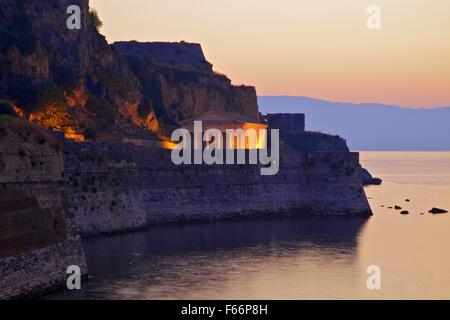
[91,0,450,108]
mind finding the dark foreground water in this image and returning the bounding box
[46,152,450,299]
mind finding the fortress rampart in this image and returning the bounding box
[64,137,371,237]
[266,113,306,133]
[0,114,372,298]
[113,41,212,70]
[0,125,87,299]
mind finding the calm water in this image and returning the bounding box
[47,152,450,300]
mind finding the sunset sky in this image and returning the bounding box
[91,0,450,108]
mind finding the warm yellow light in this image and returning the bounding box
[157,141,177,150]
[64,133,86,142]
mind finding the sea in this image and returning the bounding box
[45,151,450,299]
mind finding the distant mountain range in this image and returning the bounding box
[258,96,450,151]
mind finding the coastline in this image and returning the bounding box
[42,151,450,300]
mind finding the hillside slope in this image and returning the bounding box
[0,0,260,140]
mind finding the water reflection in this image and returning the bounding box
[45,152,450,299]
[47,216,367,300]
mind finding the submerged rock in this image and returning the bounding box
[429,208,448,214]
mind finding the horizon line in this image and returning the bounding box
[257,95,450,110]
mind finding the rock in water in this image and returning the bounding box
[361,168,382,186]
[394,205,402,210]
[429,208,448,214]
[400,210,410,215]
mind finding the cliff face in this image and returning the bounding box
[0,0,157,141]
[0,1,260,139]
[113,41,213,70]
[113,41,260,133]
[0,118,87,299]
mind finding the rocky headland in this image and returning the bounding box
[1,0,374,299]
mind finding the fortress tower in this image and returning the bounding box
[265,113,306,134]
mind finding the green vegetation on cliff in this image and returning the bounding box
[0,101,17,117]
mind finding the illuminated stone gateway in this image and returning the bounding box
[181,110,268,149]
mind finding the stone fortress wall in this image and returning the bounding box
[0,124,87,299]
[65,114,371,236]
[0,113,371,298]
[67,144,370,237]
[0,0,372,299]
[266,113,350,152]
[265,113,306,133]
[113,41,212,70]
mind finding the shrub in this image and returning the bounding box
[6,78,68,113]
[0,101,17,117]
[85,95,117,126]
[31,81,68,113]
[89,8,103,31]
[137,96,154,118]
